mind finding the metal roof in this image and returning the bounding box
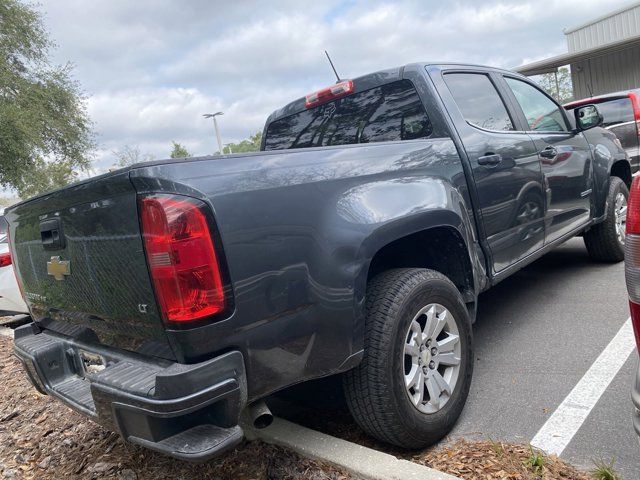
[515,2,640,75]
[565,2,640,52]
[514,32,640,76]
[564,2,640,35]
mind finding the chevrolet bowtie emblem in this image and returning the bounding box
[47,256,70,281]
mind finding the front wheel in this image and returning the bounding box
[343,268,473,449]
[584,176,628,262]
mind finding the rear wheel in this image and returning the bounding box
[343,268,473,449]
[584,176,628,262]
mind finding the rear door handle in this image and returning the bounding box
[477,153,502,166]
[539,146,557,159]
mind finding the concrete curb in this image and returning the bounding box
[248,417,460,480]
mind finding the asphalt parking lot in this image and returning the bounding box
[450,237,639,477]
[275,236,639,477]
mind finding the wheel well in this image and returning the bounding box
[611,160,631,188]
[367,227,474,300]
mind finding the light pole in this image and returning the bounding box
[203,112,224,154]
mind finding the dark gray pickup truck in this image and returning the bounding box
[8,63,630,461]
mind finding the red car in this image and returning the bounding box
[565,90,640,174]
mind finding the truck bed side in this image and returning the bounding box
[129,139,482,399]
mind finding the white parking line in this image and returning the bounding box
[531,317,636,457]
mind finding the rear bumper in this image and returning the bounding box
[13,323,247,461]
[633,358,640,438]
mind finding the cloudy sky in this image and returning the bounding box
[37,0,632,173]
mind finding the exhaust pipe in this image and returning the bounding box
[249,400,273,429]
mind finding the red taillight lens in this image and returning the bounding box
[305,80,354,108]
[0,252,11,268]
[628,92,640,136]
[139,195,227,325]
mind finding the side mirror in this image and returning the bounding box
[574,104,603,131]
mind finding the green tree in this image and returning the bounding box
[221,131,262,154]
[170,141,190,158]
[0,0,94,198]
[112,145,154,167]
[534,67,573,104]
[17,158,78,199]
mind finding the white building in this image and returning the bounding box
[516,2,640,100]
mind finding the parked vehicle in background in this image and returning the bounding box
[623,177,640,439]
[0,235,28,316]
[8,63,631,461]
[0,208,8,236]
[565,90,640,173]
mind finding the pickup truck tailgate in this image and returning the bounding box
[6,171,175,360]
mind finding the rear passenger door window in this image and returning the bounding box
[443,73,514,131]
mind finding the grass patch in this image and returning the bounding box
[525,446,545,473]
[488,437,504,457]
[591,458,621,480]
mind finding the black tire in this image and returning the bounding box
[584,177,628,263]
[343,268,473,449]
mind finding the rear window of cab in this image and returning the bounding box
[566,97,634,128]
[263,80,435,150]
[592,98,634,128]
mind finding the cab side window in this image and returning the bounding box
[444,73,514,131]
[504,77,568,132]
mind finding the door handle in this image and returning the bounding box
[477,153,502,166]
[539,146,557,159]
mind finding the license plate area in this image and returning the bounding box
[78,349,106,375]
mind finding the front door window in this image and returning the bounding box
[504,77,568,132]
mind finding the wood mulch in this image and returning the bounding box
[0,334,595,480]
[0,336,353,479]
[413,439,591,480]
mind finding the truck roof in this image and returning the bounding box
[264,62,525,126]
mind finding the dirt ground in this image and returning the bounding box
[0,334,596,480]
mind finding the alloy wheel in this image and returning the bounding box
[614,192,627,245]
[403,303,461,414]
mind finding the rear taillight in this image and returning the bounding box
[625,176,640,350]
[305,80,354,108]
[139,194,228,326]
[0,252,11,268]
[628,92,640,137]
